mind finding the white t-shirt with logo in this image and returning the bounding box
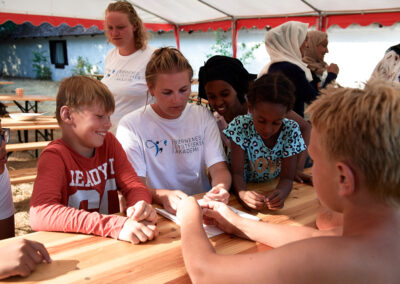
[116,104,226,195]
[0,167,14,220]
[102,46,154,133]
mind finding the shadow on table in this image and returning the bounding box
[6,259,79,282]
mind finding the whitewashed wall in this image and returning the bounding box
[1,22,399,88]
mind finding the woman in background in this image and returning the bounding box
[260,21,318,117]
[102,0,154,133]
[302,30,339,90]
[369,43,400,85]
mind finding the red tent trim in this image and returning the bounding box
[0,12,174,32]
[237,16,318,30]
[179,20,232,32]
[1,11,400,33]
[325,12,400,29]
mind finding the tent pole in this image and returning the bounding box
[231,19,238,58]
[174,25,180,50]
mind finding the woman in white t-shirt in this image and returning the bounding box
[117,47,231,214]
[102,1,154,133]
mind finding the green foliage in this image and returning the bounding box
[32,50,52,80]
[72,56,94,76]
[206,31,262,65]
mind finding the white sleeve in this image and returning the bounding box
[203,109,227,168]
[116,117,147,178]
[0,167,14,220]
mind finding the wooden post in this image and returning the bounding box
[174,25,180,50]
[231,19,238,58]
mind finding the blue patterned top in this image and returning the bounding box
[223,114,306,182]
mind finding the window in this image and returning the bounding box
[49,40,68,68]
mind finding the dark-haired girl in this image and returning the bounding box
[223,73,306,211]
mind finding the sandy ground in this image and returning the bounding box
[1,76,60,236]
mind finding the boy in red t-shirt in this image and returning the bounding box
[30,76,158,244]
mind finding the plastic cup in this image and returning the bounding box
[16,88,24,97]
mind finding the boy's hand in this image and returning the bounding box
[126,201,157,224]
[0,239,52,279]
[204,185,229,204]
[265,189,287,210]
[118,219,158,244]
[294,171,313,185]
[156,189,188,215]
[238,190,266,210]
[201,201,243,236]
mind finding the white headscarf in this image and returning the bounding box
[260,21,312,81]
[369,48,400,85]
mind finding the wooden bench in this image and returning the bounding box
[7,141,50,153]
[9,167,37,184]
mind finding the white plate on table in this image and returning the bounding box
[9,113,44,121]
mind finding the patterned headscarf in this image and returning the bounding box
[302,31,328,76]
[198,55,257,104]
[259,21,312,81]
[370,44,400,85]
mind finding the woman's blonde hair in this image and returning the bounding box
[56,76,115,123]
[105,0,148,50]
[145,47,193,88]
[306,81,400,206]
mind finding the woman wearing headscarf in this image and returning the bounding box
[369,44,400,85]
[260,21,318,117]
[302,31,339,90]
[199,55,311,183]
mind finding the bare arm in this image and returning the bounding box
[265,155,297,210]
[230,142,265,210]
[203,201,341,248]
[285,111,311,182]
[141,177,188,214]
[179,197,340,284]
[204,161,231,203]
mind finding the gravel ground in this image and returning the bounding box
[1,76,61,236]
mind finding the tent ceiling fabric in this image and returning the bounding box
[0,0,399,31]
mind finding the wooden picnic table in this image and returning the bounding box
[2,116,58,143]
[0,176,320,283]
[0,81,14,86]
[0,94,55,113]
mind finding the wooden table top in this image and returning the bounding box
[1,116,58,127]
[0,81,14,85]
[0,177,319,283]
[0,95,55,102]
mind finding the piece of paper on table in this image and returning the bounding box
[155,199,260,238]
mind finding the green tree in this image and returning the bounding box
[206,31,262,65]
[32,50,52,80]
[72,56,94,75]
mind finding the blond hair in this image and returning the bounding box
[56,76,115,123]
[306,81,400,206]
[145,47,193,88]
[105,0,148,50]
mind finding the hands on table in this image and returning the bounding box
[119,200,159,244]
[238,189,289,211]
[0,239,52,279]
[176,197,244,238]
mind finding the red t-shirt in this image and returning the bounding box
[30,133,151,239]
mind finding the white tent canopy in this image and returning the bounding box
[1,0,399,27]
[1,0,399,56]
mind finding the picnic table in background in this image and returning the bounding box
[0,94,55,113]
[0,174,320,283]
[0,81,14,86]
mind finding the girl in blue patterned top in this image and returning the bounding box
[223,73,306,211]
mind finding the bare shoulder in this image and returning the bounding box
[265,235,400,284]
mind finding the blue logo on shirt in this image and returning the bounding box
[146,139,167,156]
